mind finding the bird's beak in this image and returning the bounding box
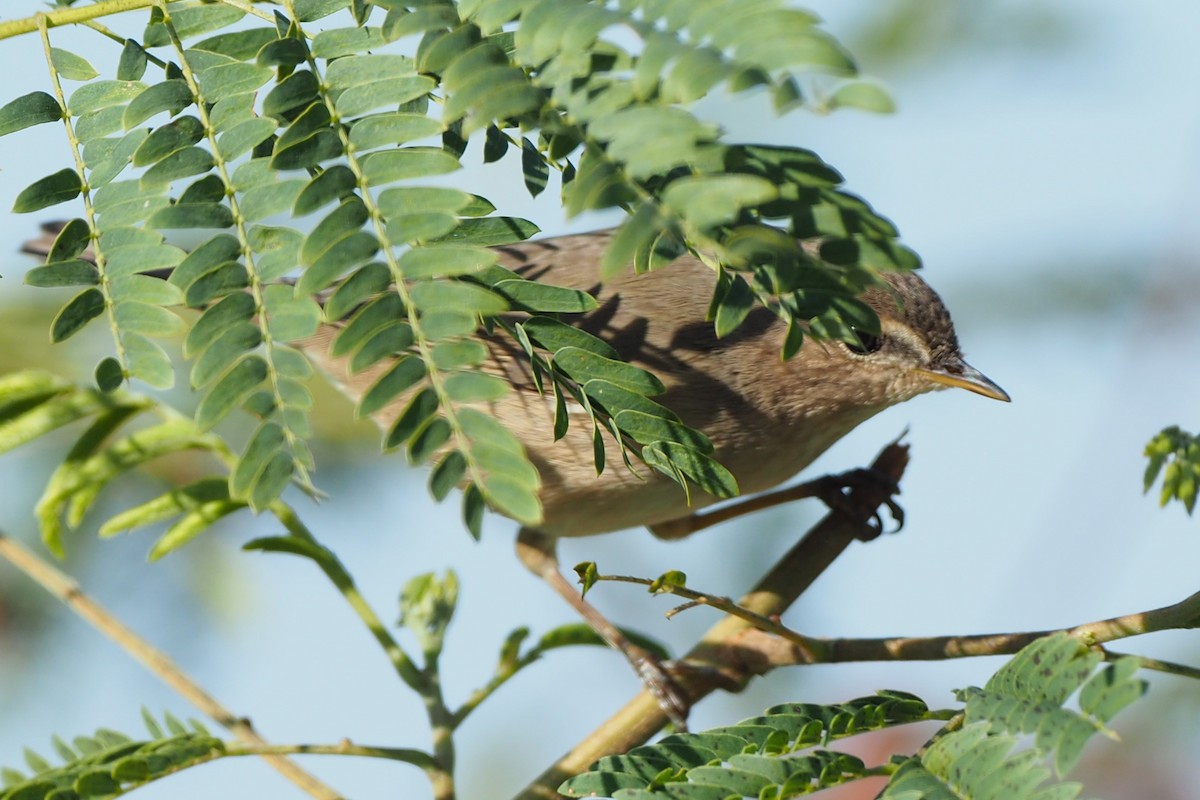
[915,362,1011,402]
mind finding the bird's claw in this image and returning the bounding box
[813,467,904,541]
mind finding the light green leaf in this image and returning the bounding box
[148,499,246,560]
[377,186,474,217]
[49,47,98,81]
[123,332,176,389]
[443,371,508,403]
[349,112,442,150]
[360,146,460,186]
[828,81,896,114]
[410,280,507,316]
[69,80,145,116]
[312,26,387,59]
[123,79,192,128]
[398,245,496,279]
[662,174,778,230]
[113,301,184,337]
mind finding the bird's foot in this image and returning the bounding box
[811,467,904,541]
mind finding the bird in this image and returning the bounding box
[22,224,1008,725]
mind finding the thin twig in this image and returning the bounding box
[725,588,1200,671]
[0,530,344,800]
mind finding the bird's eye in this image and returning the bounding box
[846,329,883,355]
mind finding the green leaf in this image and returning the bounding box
[643,441,738,499]
[196,62,274,102]
[521,317,620,360]
[194,355,269,430]
[0,91,62,136]
[50,288,106,342]
[360,146,460,186]
[429,216,539,247]
[431,339,487,370]
[217,117,277,160]
[95,357,125,391]
[124,332,175,389]
[358,355,425,418]
[349,112,442,150]
[385,387,439,448]
[521,136,548,197]
[410,279,508,316]
[139,146,215,189]
[190,323,262,389]
[25,260,99,288]
[335,75,437,119]
[714,273,754,338]
[312,25,387,59]
[263,284,321,341]
[349,322,413,373]
[378,186,474,217]
[429,449,466,500]
[491,279,597,313]
[44,217,93,262]
[828,81,896,113]
[13,169,83,213]
[553,346,664,395]
[123,79,193,128]
[443,371,508,403]
[68,79,144,115]
[661,174,778,230]
[113,301,184,337]
[148,498,246,560]
[398,245,496,279]
[293,165,357,216]
[324,261,392,321]
[49,48,98,82]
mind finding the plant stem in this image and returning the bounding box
[0,530,344,800]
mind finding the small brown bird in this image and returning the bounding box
[23,225,1008,723]
[299,230,1009,722]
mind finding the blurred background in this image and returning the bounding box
[2,1,1200,798]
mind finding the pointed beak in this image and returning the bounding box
[915,362,1011,402]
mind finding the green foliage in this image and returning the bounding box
[0,370,242,557]
[0,714,224,800]
[560,635,1145,799]
[4,0,913,545]
[560,691,934,797]
[1144,425,1200,514]
[882,633,1145,800]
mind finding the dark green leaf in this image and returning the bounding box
[521,136,548,197]
[50,288,106,342]
[13,169,83,213]
[358,355,425,418]
[0,91,62,137]
[25,260,98,288]
[385,387,439,448]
